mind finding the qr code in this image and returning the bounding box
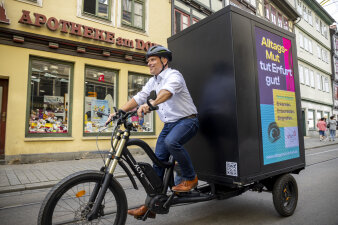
[226,161,238,177]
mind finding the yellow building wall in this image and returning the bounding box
[0,0,171,158]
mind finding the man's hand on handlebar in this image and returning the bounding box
[137,103,150,117]
[105,113,116,125]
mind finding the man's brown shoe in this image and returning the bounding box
[172,176,198,192]
[127,205,156,219]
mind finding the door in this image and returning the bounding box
[0,79,8,158]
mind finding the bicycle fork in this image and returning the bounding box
[87,131,129,221]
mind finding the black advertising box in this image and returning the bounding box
[168,6,305,186]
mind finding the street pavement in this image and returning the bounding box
[0,136,337,194]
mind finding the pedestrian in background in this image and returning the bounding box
[316,118,327,141]
[328,115,337,141]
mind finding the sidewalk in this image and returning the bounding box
[0,136,337,194]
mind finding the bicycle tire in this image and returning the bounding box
[38,170,127,225]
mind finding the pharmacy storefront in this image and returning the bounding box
[0,1,170,163]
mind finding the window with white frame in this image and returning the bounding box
[324,77,330,92]
[283,16,289,30]
[304,67,310,86]
[303,5,308,22]
[310,70,315,88]
[308,9,312,25]
[296,0,302,14]
[278,13,283,28]
[321,76,325,91]
[299,65,304,84]
[16,0,43,7]
[317,73,322,90]
[264,1,270,20]
[317,45,321,59]
[315,17,320,31]
[304,36,308,51]
[271,6,277,25]
[299,33,304,48]
[320,20,324,35]
[308,39,312,53]
[83,0,111,20]
[323,25,328,38]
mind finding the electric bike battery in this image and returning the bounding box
[168,6,305,187]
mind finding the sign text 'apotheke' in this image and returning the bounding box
[18,10,157,52]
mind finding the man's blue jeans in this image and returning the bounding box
[153,117,199,181]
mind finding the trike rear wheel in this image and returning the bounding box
[38,170,127,225]
[272,173,298,217]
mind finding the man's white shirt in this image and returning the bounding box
[133,68,197,123]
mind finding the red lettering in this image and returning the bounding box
[94,29,106,41]
[46,17,59,31]
[82,25,94,39]
[124,39,134,48]
[18,10,33,25]
[59,20,71,33]
[135,39,145,50]
[69,22,82,36]
[33,13,46,27]
[105,31,115,43]
[116,37,123,46]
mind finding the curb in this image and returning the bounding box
[0,172,129,194]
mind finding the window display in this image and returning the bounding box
[84,66,117,134]
[128,73,154,133]
[28,58,72,135]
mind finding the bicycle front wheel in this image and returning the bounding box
[38,170,127,225]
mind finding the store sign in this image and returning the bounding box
[18,10,157,52]
[255,27,300,165]
[0,2,10,24]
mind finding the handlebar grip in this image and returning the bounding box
[147,100,159,111]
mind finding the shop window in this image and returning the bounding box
[316,111,322,121]
[308,109,314,129]
[175,9,190,34]
[83,0,111,20]
[27,58,73,136]
[323,112,329,120]
[122,0,145,30]
[128,73,154,134]
[84,66,118,134]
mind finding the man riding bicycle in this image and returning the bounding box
[107,45,199,218]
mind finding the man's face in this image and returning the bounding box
[147,56,167,75]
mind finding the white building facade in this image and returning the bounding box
[292,0,334,136]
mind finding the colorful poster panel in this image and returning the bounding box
[255,27,300,165]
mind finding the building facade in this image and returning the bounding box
[290,0,334,136]
[0,0,171,163]
[330,25,338,116]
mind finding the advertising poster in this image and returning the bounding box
[91,99,109,125]
[255,27,300,165]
